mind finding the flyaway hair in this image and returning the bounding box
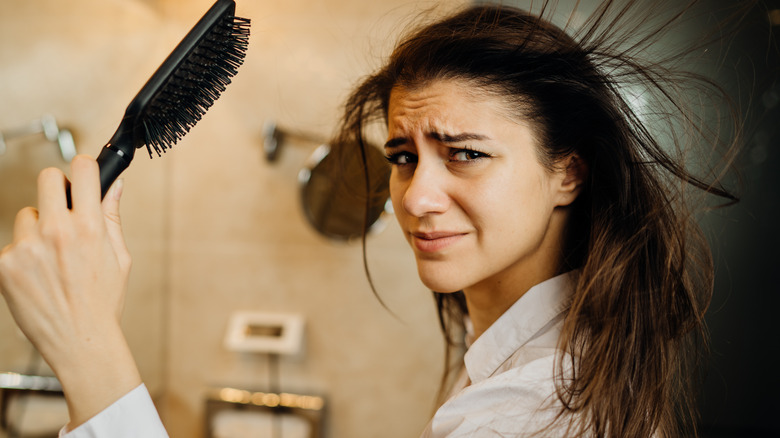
[333,1,750,436]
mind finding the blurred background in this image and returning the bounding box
[0,0,777,437]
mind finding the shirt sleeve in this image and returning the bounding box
[59,384,168,438]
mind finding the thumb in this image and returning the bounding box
[101,179,130,264]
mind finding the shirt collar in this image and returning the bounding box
[463,271,575,384]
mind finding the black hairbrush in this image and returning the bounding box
[78,0,250,202]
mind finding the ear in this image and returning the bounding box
[554,154,588,207]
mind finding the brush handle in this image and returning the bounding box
[64,144,134,209]
[96,144,134,199]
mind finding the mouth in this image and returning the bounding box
[410,231,467,253]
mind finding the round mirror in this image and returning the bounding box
[298,142,391,240]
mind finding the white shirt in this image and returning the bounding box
[61,272,575,438]
[59,384,167,438]
[423,271,576,437]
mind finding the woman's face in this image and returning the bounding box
[386,79,574,295]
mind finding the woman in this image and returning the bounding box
[337,3,738,436]
[0,1,739,437]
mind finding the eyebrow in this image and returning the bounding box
[384,137,408,149]
[383,132,490,149]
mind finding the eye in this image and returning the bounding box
[450,148,489,162]
[385,151,418,165]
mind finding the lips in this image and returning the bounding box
[410,230,467,253]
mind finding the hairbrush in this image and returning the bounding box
[72,0,250,203]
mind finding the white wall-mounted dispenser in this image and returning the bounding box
[224,312,305,355]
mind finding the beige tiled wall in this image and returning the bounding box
[0,0,467,437]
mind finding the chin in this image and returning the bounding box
[417,267,468,293]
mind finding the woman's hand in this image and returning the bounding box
[0,155,142,428]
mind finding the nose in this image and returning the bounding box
[400,163,450,218]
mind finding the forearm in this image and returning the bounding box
[52,323,142,429]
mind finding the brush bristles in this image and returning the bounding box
[142,15,251,157]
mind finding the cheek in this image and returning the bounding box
[472,171,553,234]
[388,173,406,218]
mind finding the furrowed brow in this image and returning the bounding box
[429,132,489,143]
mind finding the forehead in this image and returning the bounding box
[387,79,521,134]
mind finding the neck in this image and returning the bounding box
[463,209,568,340]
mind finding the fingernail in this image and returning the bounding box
[112,178,124,201]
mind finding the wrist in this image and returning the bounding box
[49,325,142,429]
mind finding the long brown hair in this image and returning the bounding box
[333,1,745,436]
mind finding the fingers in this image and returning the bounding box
[101,179,131,270]
[101,178,124,219]
[37,167,68,219]
[13,207,38,243]
[36,155,101,219]
[69,155,101,214]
